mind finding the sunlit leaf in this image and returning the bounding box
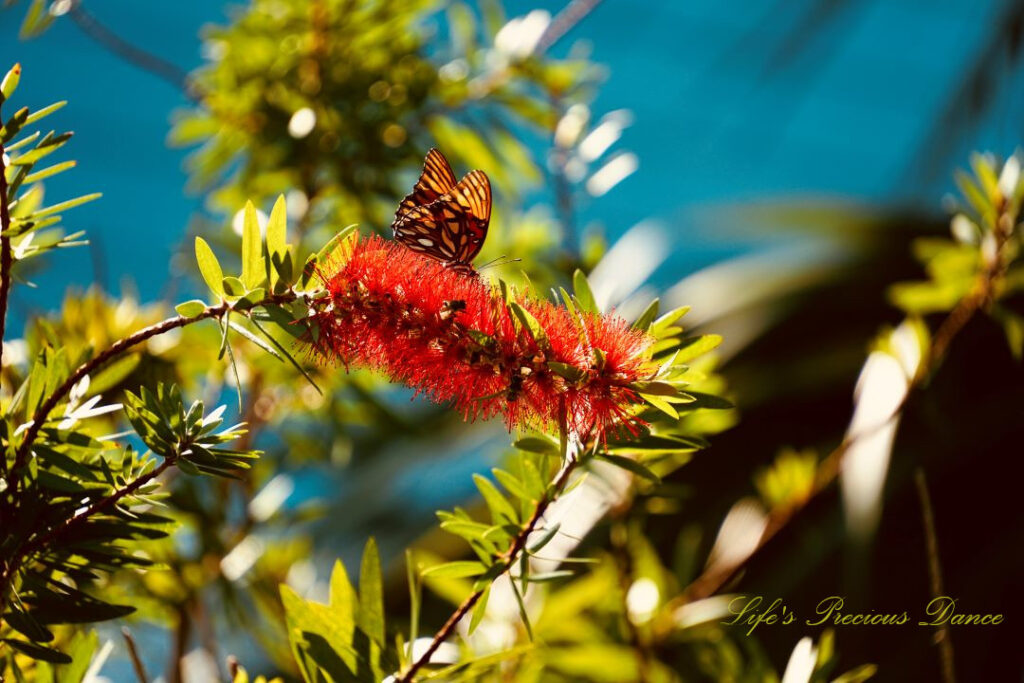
[195,237,225,297]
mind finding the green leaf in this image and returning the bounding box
[280,578,365,683]
[194,237,225,297]
[6,604,53,642]
[241,201,265,289]
[632,297,660,330]
[596,454,661,482]
[440,519,492,541]
[520,460,545,500]
[468,584,491,635]
[23,100,66,127]
[22,160,75,185]
[641,393,679,419]
[684,391,734,409]
[509,578,533,641]
[301,225,358,289]
[406,550,421,647]
[547,361,585,382]
[266,195,287,260]
[674,334,723,363]
[492,468,529,502]
[630,380,681,397]
[474,474,519,524]
[466,329,496,348]
[421,561,487,579]
[222,276,246,297]
[358,538,385,646]
[175,300,207,318]
[513,435,559,455]
[1,63,21,103]
[527,523,561,553]
[31,193,101,218]
[228,320,282,361]
[649,306,691,338]
[572,269,598,313]
[2,638,71,663]
[248,315,322,393]
[176,458,200,476]
[525,570,574,583]
[329,559,359,622]
[0,106,28,143]
[831,665,878,683]
[508,302,550,351]
[970,152,999,200]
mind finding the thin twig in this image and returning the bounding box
[0,292,300,614]
[9,291,299,479]
[915,468,956,683]
[662,202,1015,616]
[0,121,13,391]
[122,626,150,683]
[8,456,174,575]
[66,2,200,102]
[9,304,225,476]
[535,0,605,54]
[398,435,585,682]
[170,602,192,683]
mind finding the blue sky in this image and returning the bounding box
[2,0,1022,319]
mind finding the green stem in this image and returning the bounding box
[398,432,585,682]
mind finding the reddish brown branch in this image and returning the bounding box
[9,304,226,477]
[662,203,1016,618]
[0,134,12,390]
[398,441,584,682]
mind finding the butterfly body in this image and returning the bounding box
[392,149,492,273]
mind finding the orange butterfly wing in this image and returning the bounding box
[393,156,492,269]
[395,148,458,222]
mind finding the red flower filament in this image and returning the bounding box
[309,236,656,438]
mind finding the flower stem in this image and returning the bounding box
[398,434,585,682]
[915,468,956,683]
[661,202,1016,618]
[20,456,175,561]
[0,452,176,622]
[0,134,12,395]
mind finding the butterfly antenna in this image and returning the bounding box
[477,255,522,271]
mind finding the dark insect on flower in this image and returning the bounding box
[506,370,525,403]
[439,299,467,321]
[391,148,492,274]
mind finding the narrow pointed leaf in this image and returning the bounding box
[195,238,225,297]
[358,538,385,645]
[572,269,598,313]
[241,201,264,289]
[468,584,491,635]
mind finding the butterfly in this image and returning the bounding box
[392,148,492,274]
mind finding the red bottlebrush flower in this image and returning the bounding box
[308,235,655,439]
